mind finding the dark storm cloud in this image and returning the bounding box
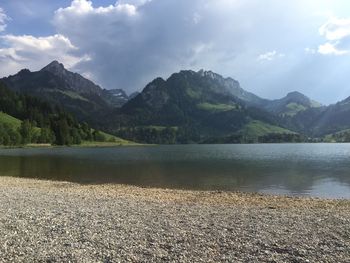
[2,0,350,103]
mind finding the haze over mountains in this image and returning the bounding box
[1,61,350,143]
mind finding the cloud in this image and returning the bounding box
[118,0,153,7]
[2,0,350,104]
[318,42,348,55]
[257,50,285,61]
[0,7,9,32]
[0,34,88,76]
[55,0,137,17]
[317,17,350,56]
[319,17,350,41]
[53,0,216,90]
[53,0,306,92]
[2,34,76,51]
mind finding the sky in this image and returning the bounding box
[1,0,350,104]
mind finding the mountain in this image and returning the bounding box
[0,81,131,146]
[0,81,92,145]
[41,61,103,95]
[0,61,128,120]
[102,88,129,107]
[42,61,129,107]
[181,71,323,118]
[196,69,268,106]
[106,89,128,100]
[271,94,350,137]
[129,91,140,100]
[309,97,350,136]
[105,70,297,143]
[264,91,322,116]
[4,61,350,144]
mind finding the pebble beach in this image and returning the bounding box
[0,176,349,262]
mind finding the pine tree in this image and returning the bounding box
[19,120,33,144]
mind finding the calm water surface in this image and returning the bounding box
[0,144,350,198]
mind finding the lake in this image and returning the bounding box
[0,144,349,198]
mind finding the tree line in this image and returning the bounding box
[116,126,309,144]
[116,126,200,144]
[0,82,106,146]
[202,133,307,144]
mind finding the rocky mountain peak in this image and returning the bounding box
[286,91,307,100]
[41,60,66,74]
[18,69,31,75]
[39,61,104,95]
[109,89,128,98]
[284,91,322,107]
[197,69,222,81]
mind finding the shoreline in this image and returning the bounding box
[1,141,350,150]
[0,141,143,150]
[1,176,349,262]
[1,175,349,202]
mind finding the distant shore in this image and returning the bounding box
[0,176,349,262]
[0,141,141,149]
[1,141,349,150]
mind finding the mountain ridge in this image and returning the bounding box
[2,61,350,143]
[0,61,130,120]
[110,69,295,143]
[40,60,103,95]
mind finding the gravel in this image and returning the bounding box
[0,177,349,262]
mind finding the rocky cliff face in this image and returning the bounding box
[101,89,129,107]
[41,61,103,95]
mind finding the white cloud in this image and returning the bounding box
[319,17,350,41]
[317,17,350,56]
[118,0,153,7]
[55,0,137,17]
[0,7,9,32]
[53,0,217,90]
[0,34,88,77]
[55,0,290,91]
[318,42,348,55]
[258,50,285,61]
[2,34,76,51]
[3,0,350,104]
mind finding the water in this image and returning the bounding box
[0,144,349,198]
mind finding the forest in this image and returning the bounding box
[116,126,201,144]
[0,82,106,146]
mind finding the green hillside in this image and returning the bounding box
[0,80,137,146]
[197,103,237,112]
[0,112,41,133]
[0,111,133,147]
[81,130,136,146]
[0,112,22,129]
[283,103,307,116]
[239,120,296,138]
[324,129,350,142]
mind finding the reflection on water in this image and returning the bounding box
[0,144,350,198]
